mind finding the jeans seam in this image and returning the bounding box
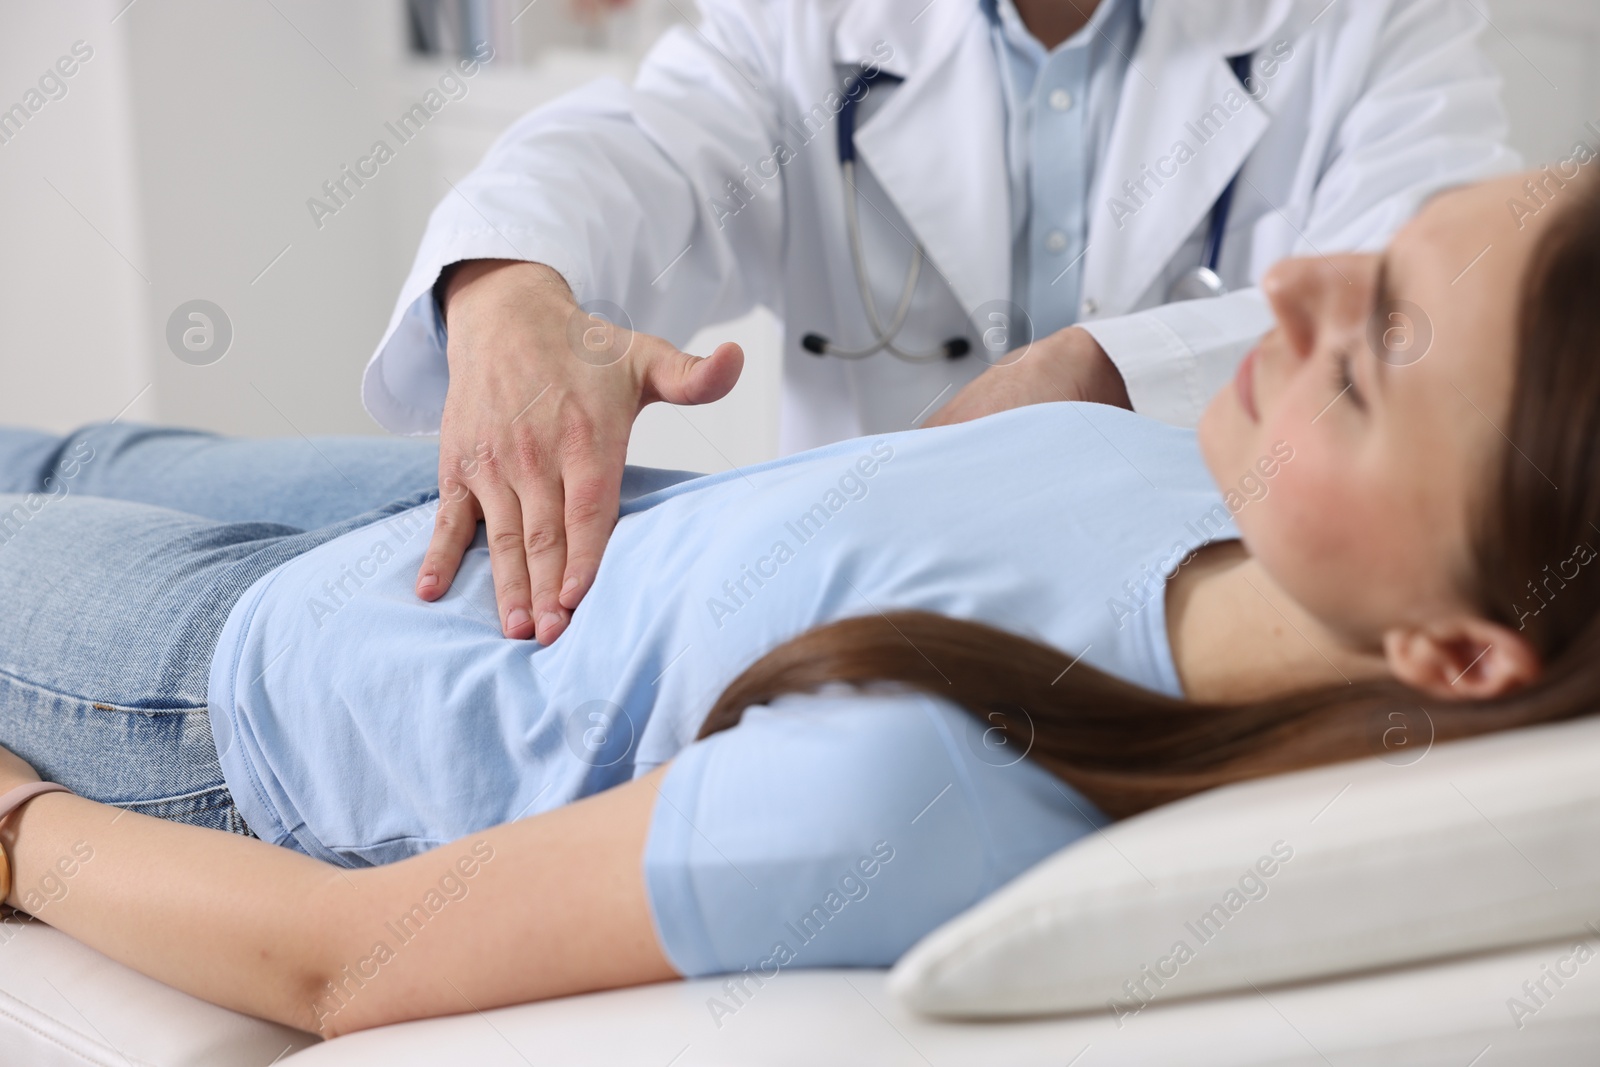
[113,784,236,809]
[0,663,206,713]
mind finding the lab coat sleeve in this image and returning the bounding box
[362,0,789,434]
[1293,0,1521,257]
[1078,288,1275,428]
[1082,0,1519,429]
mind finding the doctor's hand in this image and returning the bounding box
[922,326,1131,428]
[422,259,744,643]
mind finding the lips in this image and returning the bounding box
[1235,346,1260,422]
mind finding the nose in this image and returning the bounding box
[1259,254,1377,365]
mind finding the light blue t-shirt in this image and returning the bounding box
[206,402,1238,975]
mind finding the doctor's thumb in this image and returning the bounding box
[643,341,744,407]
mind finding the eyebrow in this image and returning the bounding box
[1369,252,1394,397]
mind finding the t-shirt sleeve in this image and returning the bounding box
[641,688,1108,978]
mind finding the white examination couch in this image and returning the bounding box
[5,713,1600,1066]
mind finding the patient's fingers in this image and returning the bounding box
[417,476,479,601]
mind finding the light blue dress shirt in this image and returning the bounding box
[985,0,1142,338]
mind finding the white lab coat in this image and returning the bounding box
[364,0,1518,450]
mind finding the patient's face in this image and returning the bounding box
[1197,170,1567,646]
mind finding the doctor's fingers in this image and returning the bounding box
[556,443,625,613]
[419,474,541,640]
[456,475,542,641]
[513,472,575,645]
[638,340,745,407]
[417,477,480,601]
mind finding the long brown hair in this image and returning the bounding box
[699,172,1600,820]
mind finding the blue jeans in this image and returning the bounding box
[0,423,442,836]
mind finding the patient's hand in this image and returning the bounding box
[923,326,1132,427]
[422,260,744,643]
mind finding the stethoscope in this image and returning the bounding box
[802,69,971,362]
[1167,53,1256,303]
[803,54,1255,363]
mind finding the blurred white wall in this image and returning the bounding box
[0,0,1597,472]
[0,0,780,472]
[0,3,154,428]
[1484,2,1600,166]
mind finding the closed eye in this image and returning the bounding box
[1332,348,1367,412]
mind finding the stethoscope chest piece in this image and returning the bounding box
[1167,265,1229,303]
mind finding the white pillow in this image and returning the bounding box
[889,714,1600,1019]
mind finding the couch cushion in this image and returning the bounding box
[0,914,318,1067]
[282,942,1600,1066]
[7,917,1599,1066]
[888,715,1600,1017]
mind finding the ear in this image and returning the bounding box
[1382,617,1542,701]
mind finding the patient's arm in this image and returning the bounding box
[0,750,677,1037]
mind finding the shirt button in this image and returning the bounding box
[1045,230,1068,253]
[1048,88,1074,111]
[1081,298,1099,317]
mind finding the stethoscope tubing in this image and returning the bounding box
[807,69,968,362]
[825,159,934,360]
[812,50,1256,359]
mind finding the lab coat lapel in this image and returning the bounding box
[835,0,1011,320]
[1085,0,1295,315]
